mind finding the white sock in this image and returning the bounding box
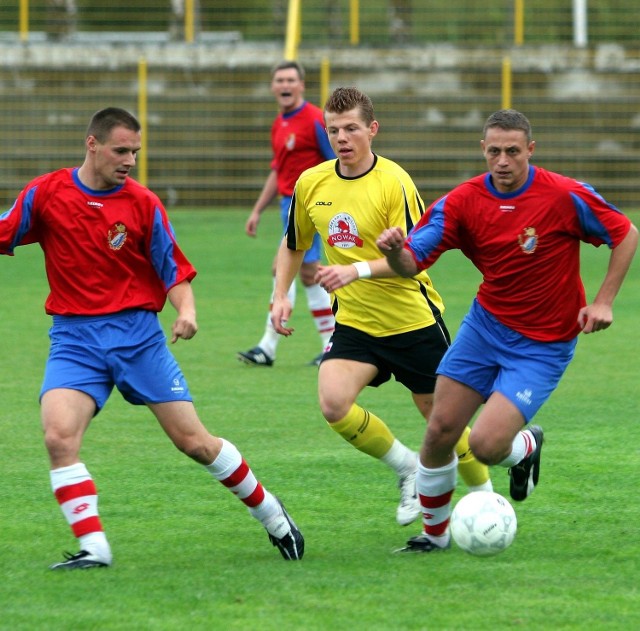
[498,429,537,468]
[258,279,296,359]
[252,492,288,536]
[380,440,417,477]
[206,440,281,529]
[304,283,335,351]
[79,532,112,562]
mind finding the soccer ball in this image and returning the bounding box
[450,491,517,557]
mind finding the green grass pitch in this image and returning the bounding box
[1,209,638,630]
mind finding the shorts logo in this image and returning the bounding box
[326,213,364,249]
[171,378,185,394]
[107,222,127,250]
[518,227,538,254]
[516,388,533,406]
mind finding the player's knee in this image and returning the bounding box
[319,397,350,424]
[44,428,80,463]
[468,432,507,465]
[174,434,218,465]
[426,416,465,453]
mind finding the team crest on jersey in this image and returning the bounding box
[286,133,296,150]
[326,213,364,249]
[518,227,538,254]
[108,222,127,250]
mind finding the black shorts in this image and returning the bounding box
[323,319,451,394]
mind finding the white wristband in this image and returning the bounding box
[352,261,372,279]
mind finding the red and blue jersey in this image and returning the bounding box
[271,101,335,196]
[405,165,632,342]
[0,167,197,316]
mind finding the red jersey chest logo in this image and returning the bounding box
[285,133,296,151]
[518,226,538,254]
[107,222,128,251]
[326,213,364,248]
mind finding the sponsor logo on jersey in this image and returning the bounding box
[518,226,538,254]
[500,204,515,212]
[88,201,104,208]
[326,213,364,248]
[286,133,296,151]
[107,222,127,250]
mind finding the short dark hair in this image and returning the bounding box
[324,87,375,125]
[86,107,140,143]
[483,109,532,142]
[271,60,305,81]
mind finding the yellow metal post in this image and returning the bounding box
[185,0,195,43]
[137,58,148,187]
[514,0,524,46]
[502,56,512,109]
[350,0,360,46]
[19,0,29,43]
[284,0,301,60]
[320,57,330,108]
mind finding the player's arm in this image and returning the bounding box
[315,257,398,293]
[578,222,638,333]
[377,227,420,277]
[167,280,198,343]
[245,170,279,237]
[314,119,336,160]
[271,238,305,336]
[0,184,40,255]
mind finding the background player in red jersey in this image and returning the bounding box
[0,107,303,568]
[238,60,336,368]
[377,108,638,553]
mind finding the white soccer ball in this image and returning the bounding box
[450,491,517,557]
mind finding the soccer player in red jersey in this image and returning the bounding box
[238,60,336,368]
[0,107,303,568]
[377,109,638,552]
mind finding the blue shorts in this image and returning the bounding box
[281,196,322,264]
[41,309,192,413]
[437,299,577,423]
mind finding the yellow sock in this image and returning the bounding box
[455,426,492,491]
[329,404,394,459]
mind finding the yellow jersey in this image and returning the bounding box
[286,154,445,337]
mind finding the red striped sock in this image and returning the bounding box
[51,464,103,539]
[207,439,266,508]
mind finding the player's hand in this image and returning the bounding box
[245,210,261,237]
[171,313,198,343]
[271,298,294,336]
[315,264,358,292]
[376,227,406,253]
[577,303,613,333]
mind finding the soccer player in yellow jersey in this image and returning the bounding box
[270,87,491,526]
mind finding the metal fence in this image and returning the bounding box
[1,1,639,46]
[1,2,639,210]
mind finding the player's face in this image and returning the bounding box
[325,108,379,177]
[271,68,305,113]
[87,126,141,190]
[481,128,535,193]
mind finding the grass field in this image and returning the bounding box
[1,208,638,630]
